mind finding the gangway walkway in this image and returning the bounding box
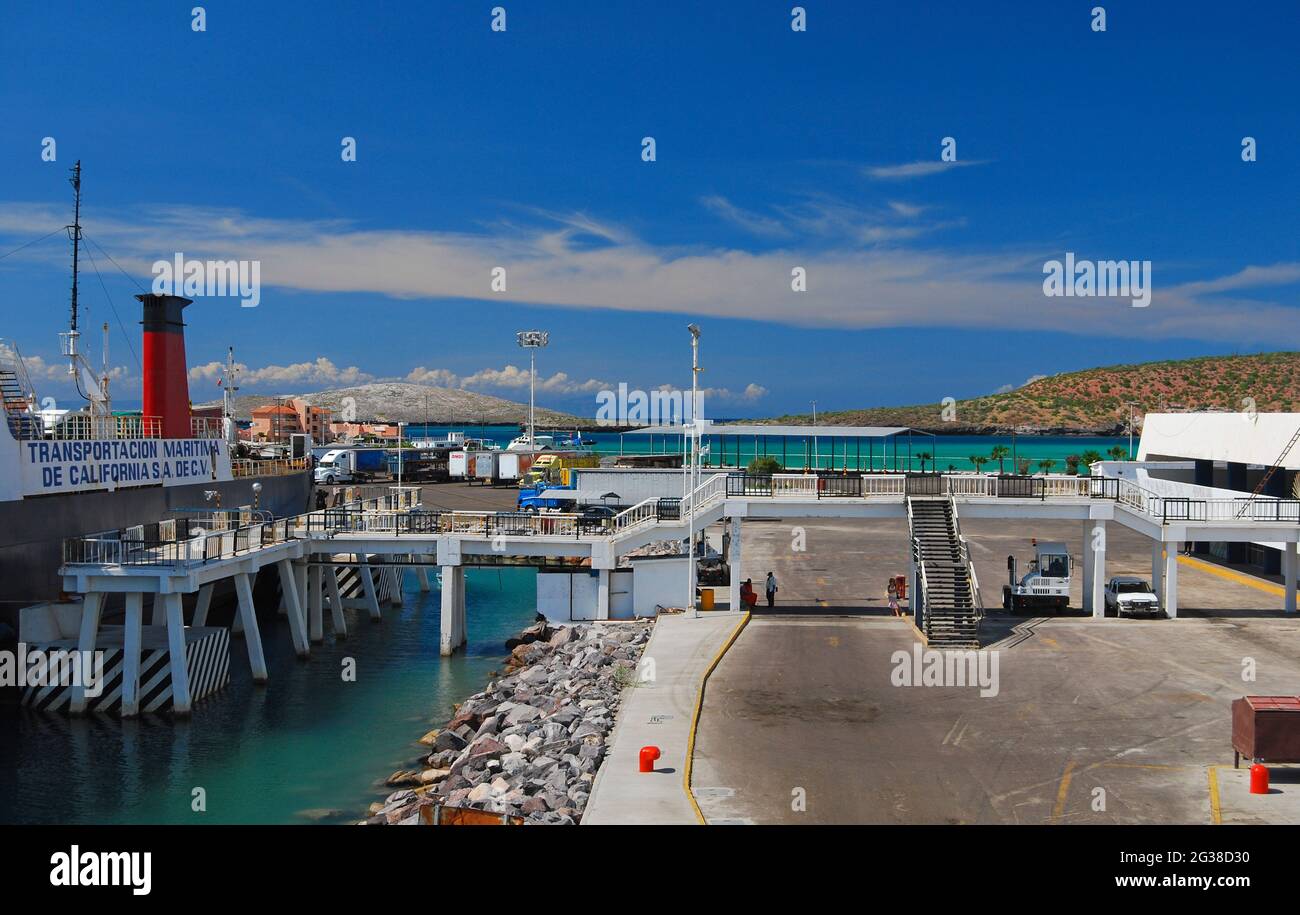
[59,471,1300,715]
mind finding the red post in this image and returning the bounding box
[1250,763,1269,795]
[639,746,661,773]
[138,293,193,439]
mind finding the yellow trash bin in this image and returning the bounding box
[699,588,715,611]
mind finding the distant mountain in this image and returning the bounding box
[203,382,586,427]
[760,352,1300,434]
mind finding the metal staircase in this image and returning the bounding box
[908,496,981,648]
[1235,424,1300,517]
[0,340,40,440]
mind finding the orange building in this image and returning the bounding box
[249,399,333,442]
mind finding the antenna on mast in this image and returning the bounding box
[68,160,83,337]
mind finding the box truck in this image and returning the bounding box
[314,448,388,485]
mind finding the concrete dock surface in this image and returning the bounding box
[687,516,1300,825]
[583,611,744,825]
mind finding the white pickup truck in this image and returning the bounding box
[1104,576,1163,618]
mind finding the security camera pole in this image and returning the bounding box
[516,331,549,447]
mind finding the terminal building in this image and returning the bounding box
[1135,412,1300,574]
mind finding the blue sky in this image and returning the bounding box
[0,0,1297,418]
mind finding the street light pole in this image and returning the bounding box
[1124,401,1139,459]
[687,324,701,618]
[516,331,549,447]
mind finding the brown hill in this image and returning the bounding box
[762,352,1300,434]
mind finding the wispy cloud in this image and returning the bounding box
[1,201,1297,346]
[864,160,987,180]
[700,195,791,238]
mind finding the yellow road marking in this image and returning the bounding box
[1178,554,1285,597]
[826,635,840,648]
[684,612,751,825]
[1207,766,1222,825]
[1052,761,1076,820]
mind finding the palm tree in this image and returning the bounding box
[1107,445,1128,461]
[1038,459,1056,475]
[990,445,1010,474]
[1080,449,1103,471]
[916,451,933,473]
[970,455,989,473]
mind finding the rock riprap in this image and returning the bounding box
[366,620,652,825]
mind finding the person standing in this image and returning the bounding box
[765,571,778,608]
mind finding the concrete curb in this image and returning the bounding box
[684,611,751,824]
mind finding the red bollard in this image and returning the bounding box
[1250,763,1270,795]
[639,746,661,773]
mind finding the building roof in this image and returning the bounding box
[1139,412,1300,469]
[252,404,298,416]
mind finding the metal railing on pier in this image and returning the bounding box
[231,457,309,478]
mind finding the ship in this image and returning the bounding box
[0,163,311,623]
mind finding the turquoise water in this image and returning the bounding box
[411,425,1130,472]
[0,568,537,825]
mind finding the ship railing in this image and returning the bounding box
[190,417,224,438]
[42,413,165,440]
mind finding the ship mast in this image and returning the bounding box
[60,160,112,422]
[69,160,82,339]
[221,346,240,444]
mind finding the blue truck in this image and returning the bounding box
[517,480,579,512]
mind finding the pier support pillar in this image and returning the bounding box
[1088,520,1107,619]
[456,566,467,647]
[1164,542,1180,619]
[307,563,324,643]
[440,564,465,656]
[1151,540,1165,606]
[192,583,214,627]
[294,560,308,619]
[359,556,383,621]
[388,556,405,607]
[120,592,144,717]
[1284,541,1297,615]
[596,568,611,621]
[276,559,310,658]
[728,517,742,612]
[416,564,431,592]
[69,591,104,715]
[233,572,268,683]
[164,592,192,716]
[326,564,347,637]
[1081,521,1093,614]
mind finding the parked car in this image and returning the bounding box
[1104,575,1162,617]
[576,505,617,533]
